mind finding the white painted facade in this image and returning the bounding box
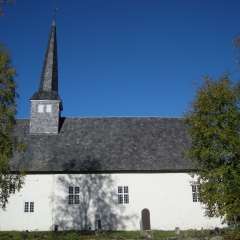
[0,173,225,231]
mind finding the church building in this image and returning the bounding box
[0,19,224,231]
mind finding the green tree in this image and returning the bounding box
[0,42,25,210]
[184,74,240,223]
[233,35,240,70]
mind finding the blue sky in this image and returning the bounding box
[1,0,240,118]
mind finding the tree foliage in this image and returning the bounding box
[184,74,240,223]
[0,0,15,17]
[0,42,25,210]
[233,35,240,70]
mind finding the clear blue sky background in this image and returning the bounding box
[1,0,240,118]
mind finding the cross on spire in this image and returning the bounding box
[54,4,57,19]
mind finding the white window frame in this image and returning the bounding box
[24,202,34,212]
[118,186,129,204]
[38,105,44,113]
[192,185,199,202]
[46,104,52,112]
[68,187,80,204]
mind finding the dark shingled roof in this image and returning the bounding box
[11,117,193,173]
[30,91,61,101]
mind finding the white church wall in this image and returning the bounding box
[52,173,225,231]
[53,174,123,231]
[0,175,53,231]
[0,172,225,231]
[113,173,224,230]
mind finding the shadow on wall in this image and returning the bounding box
[53,162,138,230]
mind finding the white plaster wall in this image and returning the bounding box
[0,173,225,231]
[53,174,119,231]
[112,173,223,230]
[0,175,53,231]
[52,173,225,231]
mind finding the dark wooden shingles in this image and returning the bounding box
[11,117,193,172]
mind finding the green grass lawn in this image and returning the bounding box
[0,229,238,240]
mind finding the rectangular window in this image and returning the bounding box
[75,195,80,204]
[24,202,29,212]
[75,187,80,194]
[118,186,123,194]
[192,185,199,202]
[69,187,73,194]
[30,202,34,212]
[24,202,34,212]
[118,186,129,204]
[9,183,15,194]
[69,195,74,204]
[118,194,123,204]
[124,194,129,204]
[38,105,44,112]
[68,187,79,204]
[46,105,52,112]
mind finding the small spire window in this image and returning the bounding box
[46,105,52,112]
[38,105,44,112]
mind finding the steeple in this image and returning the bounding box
[38,18,58,93]
[30,18,62,106]
[29,18,63,134]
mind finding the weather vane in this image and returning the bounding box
[54,4,58,18]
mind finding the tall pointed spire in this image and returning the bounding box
[30,17,62,107]
[38,18,58,93]
[29,18,63,134]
